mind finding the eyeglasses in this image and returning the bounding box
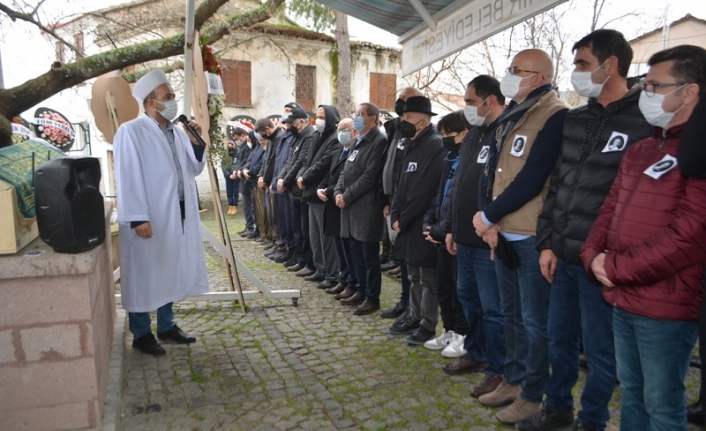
[640,82,688,97]
[506,66,539,76]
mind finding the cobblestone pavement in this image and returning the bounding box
[115,207,702,431]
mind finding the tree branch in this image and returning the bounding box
[0,1,80,53]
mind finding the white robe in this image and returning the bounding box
[115,114,209,312]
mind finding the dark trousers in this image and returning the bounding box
[291,198,313,268]
[700,283,706,410]
[437,249,468,335]
[276,193,292,248]
[349,238,381,302]
[266,189,279,243]
[254,186,269,239]
[241,185,255,231]
[334,236,357,289]
[224,176,239,206]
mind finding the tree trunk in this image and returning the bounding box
[333,11,351,118]
[0,0,284,148]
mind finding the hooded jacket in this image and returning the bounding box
[259,127,282,186]
[299,105,341,203]
[537,88,652,264]
[391,125,445,267]
[581,125,706,321]
[279,124,316,200]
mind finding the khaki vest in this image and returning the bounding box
[493,91,569,236]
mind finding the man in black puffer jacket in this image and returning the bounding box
[523,30,652,431]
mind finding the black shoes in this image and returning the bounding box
[316,280,336,289]
[688,400,705,425]
[304,272,325,282]
[406,325,435,345]
[157,324,196,344]
[388,312,420,335]
[516,403,574,431]
[381,261,399,271]
[274,248,294,263]
[380,301,406,319]
[132,333,166,356]
[246,231,260,240]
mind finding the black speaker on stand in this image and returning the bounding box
[35,157,105,253]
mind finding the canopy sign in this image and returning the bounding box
[401,0,568,75]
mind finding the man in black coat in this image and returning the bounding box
[334,103,388,316]
[388,96,445,345]
[317,118,359,297]
[297,105,341,287]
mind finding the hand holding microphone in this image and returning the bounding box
[178,115,208,147]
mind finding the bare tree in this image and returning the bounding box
[0,0,285,147]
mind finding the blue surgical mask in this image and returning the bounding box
[353,116,365,132]
[338,130,352,146]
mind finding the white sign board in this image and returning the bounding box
[206,72,224,95]
[401,0,568,76]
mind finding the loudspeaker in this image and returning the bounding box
[35,157,105,253]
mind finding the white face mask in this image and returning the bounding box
[500,73,535,100]
[638,86,685,129]
[571,62,609,98]
[315,118,326,133]
[464,98,488,126]
[154,99,178,121]
[338,130,352,146]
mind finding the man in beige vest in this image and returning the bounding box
[472,49,569,424]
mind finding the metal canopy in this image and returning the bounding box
[316,0,569,76]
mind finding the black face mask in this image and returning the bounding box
[395,98,405,116]
[442,136,458,152]
[290,122,300,137]
[399,120,417,138]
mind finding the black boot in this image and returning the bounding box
[687,400,705,425]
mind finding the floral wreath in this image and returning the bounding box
[201,43,227,166]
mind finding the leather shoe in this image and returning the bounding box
[132,333,165,355]
[381,261,399,271]
[283,257,298,267]
[287,263,304,272]
[353,300,380,315]
[335,287,357,300]
[442,356,487,375]
[325,283,346,294]
[304,272,325,282]
[263,242,276,251]
[688,400,705,425]
[340,292,364,305]
[380,301,406,319]
[388,266,402,276]
[157,324,196,344]
[295,267,316,277]
[316,280,336,289]
[471,374,503,398]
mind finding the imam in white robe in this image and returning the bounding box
[115,114,209,312]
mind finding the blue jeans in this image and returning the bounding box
[128,302,174,339]
[349,238,381,301]
[613,308,698,431]
[494,236,550,403]
[545,259,615,429]
[457,243,505,376]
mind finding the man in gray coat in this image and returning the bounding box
[334,103,387,316]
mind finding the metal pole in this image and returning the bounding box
[183,0,196,116]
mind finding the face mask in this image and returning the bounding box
[290,123,300,137]
[353,116,365,132]
[399,120,418,138]
[442,136,458,152]
[338,130,352,146]
[235,138,244,147]
[638,88,685,129]
[500,73,534,100]
[154,99,178,121]
[315,118,326,133]
[395,98,406,116]
[282,112,290,121]
[464,100,488,127]
[254,132,262,141]
[571,62,608,98]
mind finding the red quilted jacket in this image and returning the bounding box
[581,125,706,321]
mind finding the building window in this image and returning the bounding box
[369,73,397,110]
[221,60,252,106]
[74,33,85,59]
[295,64,316,112]
[55,41,65,63]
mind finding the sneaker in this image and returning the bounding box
[471,374,503,398]
[388,312,420,335]
[406,326,435,345]
[423,329,455,351]
[496,397,542,425]
[572,420,598,431]
[441,333,466,358]
[516,402,574,431]
[478,378,521,407]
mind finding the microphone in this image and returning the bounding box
[178,115,208,147]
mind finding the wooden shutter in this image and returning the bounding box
[74,33,85,59]
[295,64,316,112]
[222,60,252,106]
[369,73,397,109]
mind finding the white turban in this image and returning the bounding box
[132,69,170,103]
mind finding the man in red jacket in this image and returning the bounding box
[581,45,706,431]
